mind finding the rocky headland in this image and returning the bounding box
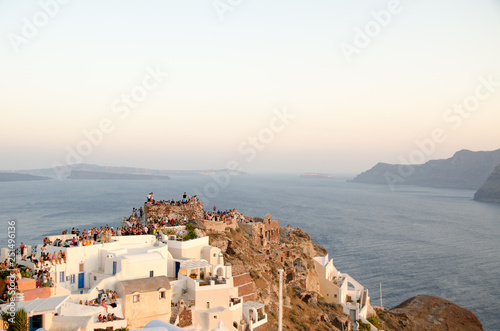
[375,295,483,331]
[351,149,500,190]
[474,164,500,203]
[156,202,484,330]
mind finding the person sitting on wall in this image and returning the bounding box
[98,314,103,322]
[101,298,108,313]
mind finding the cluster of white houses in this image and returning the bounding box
[0,231,268,331]
[1,222,377,331]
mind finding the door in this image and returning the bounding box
[29,315,42,330]
[113,261,117,275]
[175,261,181,278]
[78,272,84,288]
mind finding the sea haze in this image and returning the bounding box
[0,175,498,330]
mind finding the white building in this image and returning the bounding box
[4,232,268,331]
[314,254,374,329]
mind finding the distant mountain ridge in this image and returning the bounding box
[474,164,500,203]
[350,149,500,190]
[0,173,51,182]
[68,170,170,180]
[5,163,248,179]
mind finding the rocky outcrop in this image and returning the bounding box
[474,164,500,203]
[207,225,346,330]
[156,204,484,331]
[145,203,205,222]
[351,148,500,189]
[375,295,483,331]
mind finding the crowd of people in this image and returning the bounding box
[146,192,201,209]
[30,248,66,268]
[98,313,121,322]
[204,207,245,224]
[3,192,251,300]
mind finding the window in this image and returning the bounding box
[133,295,140,303]
[150,270,154,278]
[59,271,65,283]
[79,263,84,272]
[213,315,218,320]
[213,253,216,258]
[94,276,97,281]
[206,302,210,309]
[70,274,76,284]
[159,291,166,299]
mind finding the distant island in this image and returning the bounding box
[351,148,500,190]
[474,164,500,203]
[68,170,171,180]
[0,172,51,182]
[6,163,248,180]
[300,173,334,179]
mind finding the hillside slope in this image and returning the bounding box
[351,149,500,189]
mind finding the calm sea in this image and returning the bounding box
[1,174,499,330]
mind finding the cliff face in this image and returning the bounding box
[206,225,349,331]
[474,164,500,203]
[150,205,484,330]
[375,295,483,331]
[351,149,500,189]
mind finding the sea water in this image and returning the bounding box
[1,174,499,330]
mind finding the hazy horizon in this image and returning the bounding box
[1,0,500,173]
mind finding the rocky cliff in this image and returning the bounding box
[206,224,350,331]
[474,164,500,203]
[203,223,483,331]
[351,149,500,189]
[375,295,483,331]
[152,203,484,330]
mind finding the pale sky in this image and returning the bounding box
[1,0,499,174]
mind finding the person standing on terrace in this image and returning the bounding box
[19,242,26,260]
